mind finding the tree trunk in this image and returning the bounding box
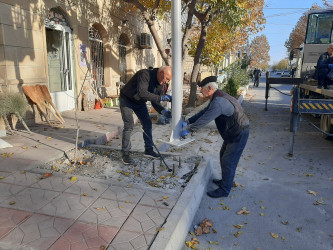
[147,24,170,65]
[123,0,170,65]
[187,21,209,107]
[182,0,196,61]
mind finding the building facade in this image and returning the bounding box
[0,0,169,122]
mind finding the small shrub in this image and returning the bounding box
[223,78,238,97]
[0,93,28,116]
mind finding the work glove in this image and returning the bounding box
[161,94,172,102]
[161,109,172,119]
[181,130,190,138]
[329,64,333,70]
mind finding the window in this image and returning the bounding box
[306,12,333,44]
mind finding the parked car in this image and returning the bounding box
[281,70,291,77]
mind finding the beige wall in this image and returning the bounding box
[0,0,169,121]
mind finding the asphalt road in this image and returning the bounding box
[183,76,333,250]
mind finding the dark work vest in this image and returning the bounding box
[212,90,249,143]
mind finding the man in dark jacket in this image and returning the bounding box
[182,76,250,198]
[120,66,172,164]
[316,44,333,89]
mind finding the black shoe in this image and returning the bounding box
[207,188,229,198]
[212,179,223,187]
[144,148,160,159]
[122,154,133,165]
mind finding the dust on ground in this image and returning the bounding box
[36,146,202,192]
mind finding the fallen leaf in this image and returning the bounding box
[160,175,166,179]
[43,173,52,178]
[212,228,217,233]
[9,201,16,205]
[70,176,77,181]
[46,137,52,139]
[296,227,302,232]
[234,231,243,238]
[270,232,279,239]
[82,193,88,196]
[52,166,57,170]
[233,224,243,229]
[100,246,106,250]
[281,221,289,225]
[162,196,168,199]
[313,199,325,205]
[21,171,25,174]
[157,227,164,232]
[260,213,265,216]
[95,207,105,210]
[307,190,318,196]
[0,177,4,179]
[233,181,239,187]
[23,147,28,149]
[237,207,250,215]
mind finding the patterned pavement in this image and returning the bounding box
[0,171,178,249]
[0,108,181,249]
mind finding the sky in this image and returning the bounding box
[258,0,326,65]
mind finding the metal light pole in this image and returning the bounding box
[170,0,182,142]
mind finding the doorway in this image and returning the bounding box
[45,9,75,112]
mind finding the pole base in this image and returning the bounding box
[163,138,195,147]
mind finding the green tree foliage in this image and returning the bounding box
[223,78,238,97]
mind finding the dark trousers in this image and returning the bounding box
[318,68,333,88]
[219,128,249,195]
[119,96,153,155]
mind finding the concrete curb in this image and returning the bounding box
[150,158,213,250]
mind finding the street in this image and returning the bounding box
[183,76,333,250]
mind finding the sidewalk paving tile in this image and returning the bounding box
[0,158,39,172]
[0,208,32,239]
[138,190,179,208]
[37,192,96,219]
[65,180,109,197]
[107,230,154,250]
[0,187,60,212]
[78,197,136,228]
[101,185,145,204]
[0,171,40,186]
[0,183,26,203]
[31,176,74,192]
[49,221,118,250]
[0,213,73,250]
[121,204,170,234]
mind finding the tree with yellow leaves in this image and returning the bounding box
[249,35,270,70]
[185,0,265,106]
[123,0,265,106]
